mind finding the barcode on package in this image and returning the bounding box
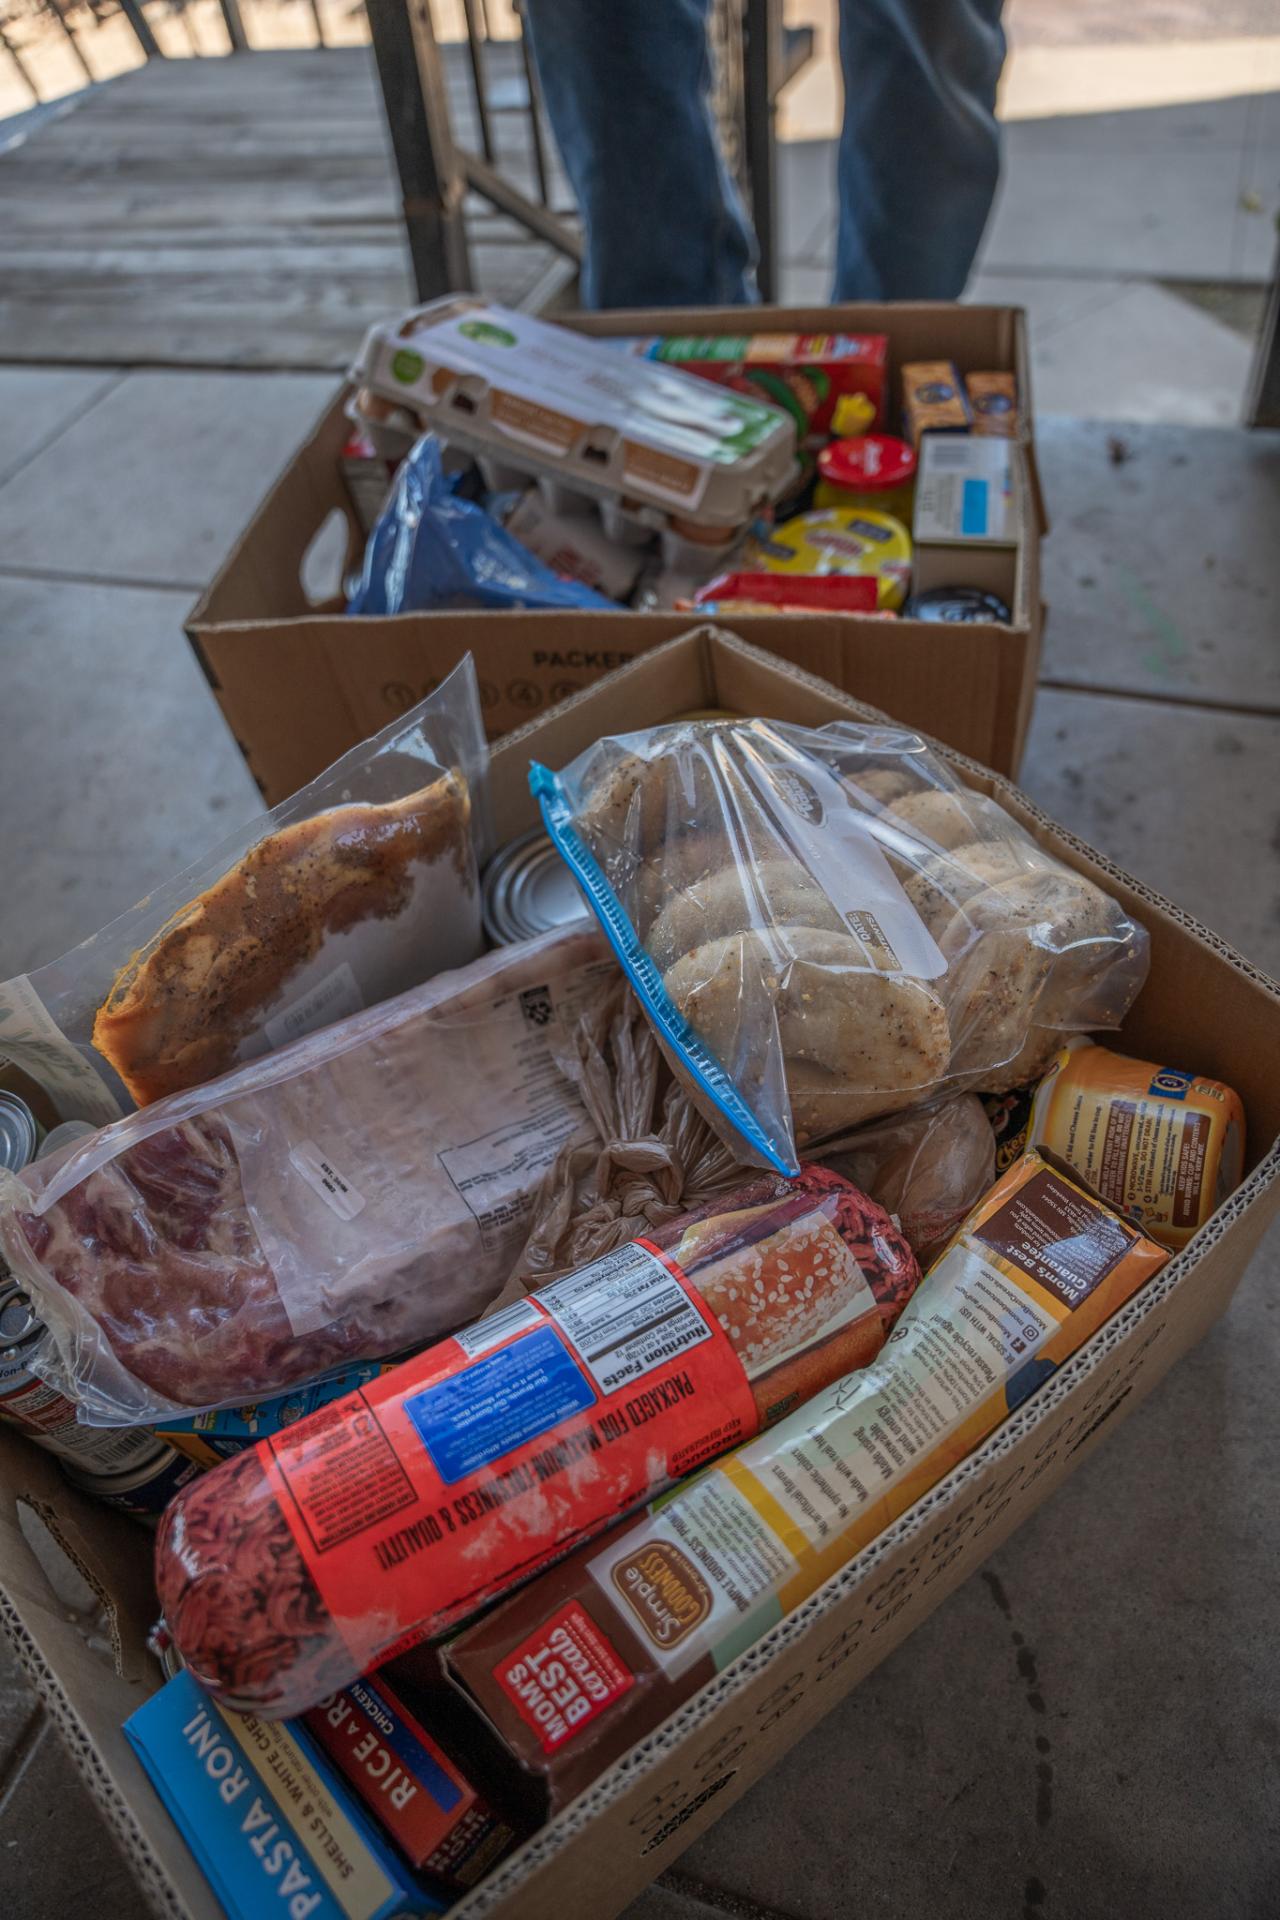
[538,1243,710,1395]
[290,1140,367,1222]
[922,440,972,469]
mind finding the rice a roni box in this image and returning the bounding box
[1,630,1277,1920]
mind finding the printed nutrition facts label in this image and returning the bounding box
[538,1243,712,1396]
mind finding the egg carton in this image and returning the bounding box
[349,296,797,538]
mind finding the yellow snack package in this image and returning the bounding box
[1028,1038,1244,1250]
[744,506,912,609]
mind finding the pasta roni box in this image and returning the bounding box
[124,1670,444,1920]
[0,629,1277,1920]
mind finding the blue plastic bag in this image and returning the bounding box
[347,433,617,615]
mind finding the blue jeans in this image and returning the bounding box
[520,0,1006,307]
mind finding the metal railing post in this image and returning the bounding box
[0,20,39,101]
[365,0,474,299]
[116,0,163,59]
[218,0,249,52]
[743,0,779,301]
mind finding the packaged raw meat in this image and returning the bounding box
[154,1167,921,1717]
[0,660,488,1122]
[532,717,1150,1175]
[444,1151,1169,1808]
[817,1092,996,1268]
[0,925,615,1423]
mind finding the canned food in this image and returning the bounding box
[0,1061,60,1134]
[62,1439,203,1525]
[902,585,1011,624]
[745,507,912,611]
[0,1278,161,1473]
[148,1619,186,1679]
[0,1092,40,1173]
[814,433,916,522]
[483,831,588,945]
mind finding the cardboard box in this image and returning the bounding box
[188,303,1046,797]
[4,628,1276,1920]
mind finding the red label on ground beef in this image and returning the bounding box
[261,1239,761,1673]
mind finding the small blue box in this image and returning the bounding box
[125,1671,445,1919]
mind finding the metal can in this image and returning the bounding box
[62,1439,204,1526]
[902,585,1011,624]
[482,830,588,945]
[0,1278,161,1473]
[148,1619,186,1680]
[0,1092,40,1173]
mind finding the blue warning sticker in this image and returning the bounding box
[404,1325,596,1484]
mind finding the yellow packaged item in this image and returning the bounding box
[1028,1038,1244,1249]
[744,506,912,610]
[831,391,877,436]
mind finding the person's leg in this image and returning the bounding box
[834,0,1006,301]
[520,0,757,309]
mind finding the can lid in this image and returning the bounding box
[0,1282,40,1352]
[817,434,915,493]
[0,1093,38,1174]
[62,1435,172,1492]
[484,831,587,945]
[903,585,1012,624]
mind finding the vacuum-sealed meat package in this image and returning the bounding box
[0,659,488,1122]
[0,925,615,1423]
[532,718,1150,1174]
[154,1166,921,1717]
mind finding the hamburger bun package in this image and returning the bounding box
[531,717,1150,1174]
[445,1150,1169,1808]
[0,658,488,1120]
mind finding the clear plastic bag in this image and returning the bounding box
[816,1092,996,1269]
[0,924,613,1424]
[346,434,616,616]
[490,971,747,1303]
[0,659,488,1121]
[534,717,1150,1174]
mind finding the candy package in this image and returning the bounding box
[533,718,1150,1173]
[0,660,488,1121]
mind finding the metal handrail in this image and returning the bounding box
[0,0,812,313]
